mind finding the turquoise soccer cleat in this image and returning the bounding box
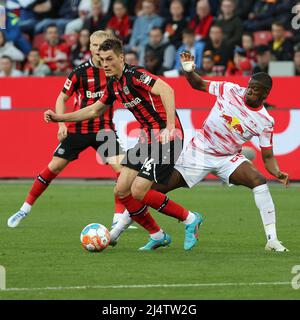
[139,233,172,251]
[184,212,204,251]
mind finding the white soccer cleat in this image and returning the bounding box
[110,213,134,247]
[265,239,289,252]
[7,210,28,228]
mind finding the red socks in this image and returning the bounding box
[141,189,189,221]
[25,167,57,205]
[120,194,161,234]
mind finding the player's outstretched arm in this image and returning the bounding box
[261,148,289,187]
[180,52,208,91]
[44,101,109,123]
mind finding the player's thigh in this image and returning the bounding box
[48,156,69,174]
[229,161,267,189]
[152,169,188,194]
[106,154,125,173]
[115,166,139,198]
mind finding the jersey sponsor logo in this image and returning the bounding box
[123,97,142,109]
[64,79,72,90]
[221,114,244,135]
[86,90,104,98]
[139,73,152,85]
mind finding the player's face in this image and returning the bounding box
[100,50,124,78]
[245,80,269,107]
[90,36,106,62]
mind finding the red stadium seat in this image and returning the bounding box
[254,31,273,45]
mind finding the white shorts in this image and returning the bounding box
[175,142,249,187]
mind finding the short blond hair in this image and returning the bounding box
[90,30,111,42]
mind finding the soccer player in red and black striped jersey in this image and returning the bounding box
[45,38,203,251]
[8,31,127,229]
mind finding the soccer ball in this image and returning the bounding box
[80,223,110,252]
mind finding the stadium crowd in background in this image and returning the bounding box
[0,0,300,77]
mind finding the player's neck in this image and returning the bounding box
[91,57,101,68]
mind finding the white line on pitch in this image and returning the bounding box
[0,281,291,292]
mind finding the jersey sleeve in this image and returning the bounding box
[62,70,78,96]
[259,125,274,150]
[131,68,159,91]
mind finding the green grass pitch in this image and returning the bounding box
[0,183,299,300]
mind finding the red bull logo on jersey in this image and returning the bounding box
[221,114,244,135]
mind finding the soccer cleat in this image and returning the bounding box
[7,210,28,228]
[138,233,172,251]
[265,239,289,252]
[184,212,204,251]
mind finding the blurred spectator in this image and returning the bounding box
[70,29,91,67]
[0,30,25,62]
[235,0,255,20]
[141,27,176,69]
[125,51,139,65]
[144,49,168,75]
[3,8,32,54]
[174,28,205,72]
[252,44,272,74]
[34,0,80,35]
[294,44,300,75]
[241,32,256,64]
[217,0,243,48]
[188,0,213,41]
[125,0,163,57]
[203,23,233,75]
[39,24,70,72]
[107,0,131,44]
[65,0,92,35]
[244,0,294,32]
[0,55,23,77]
[82,0,109,34]
[162,0,188,49]
[159,0,195,19]
[268,21,294,61]
[134,0,160,16]
[23,48,51,76]
[198,53,217,76]
[225,46,253,76]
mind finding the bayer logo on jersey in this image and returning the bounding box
[80,223,110,252]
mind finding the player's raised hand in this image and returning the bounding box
[44,110,60,123]
[277,171,289,187]
[57,124,68,141]
[180,51,196,72]
[159,125,176,144]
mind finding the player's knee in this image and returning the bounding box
[114,185,130,199]
[252,174,267,188]
[131,185,146,201]
[48,161,65,174]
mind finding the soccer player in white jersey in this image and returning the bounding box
[111,51,289,252]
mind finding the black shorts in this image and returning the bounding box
[121,137,183,184]
[53,131,125,162]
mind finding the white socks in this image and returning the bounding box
[20,202,32,214]
[183,211,196,225]
[150,229,164,240]
[253,184,277,241]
